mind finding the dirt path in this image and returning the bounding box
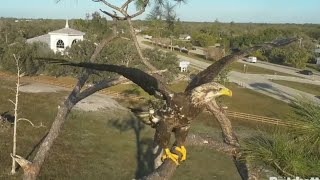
[19,82,127,112]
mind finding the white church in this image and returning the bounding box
[27,20,85,53]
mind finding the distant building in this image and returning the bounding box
[179,61,190,72]
[144,35,152,40]
[134,28,142,33]
[26,20,85,53]
[179,34,191,40]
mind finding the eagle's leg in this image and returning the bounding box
[160,126,189,165]
[153,120,177,167]
[172,126,189,162]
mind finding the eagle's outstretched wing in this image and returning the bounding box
[184,38,297,93]
[41,58,172,100]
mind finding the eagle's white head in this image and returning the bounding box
[190,82,232,106]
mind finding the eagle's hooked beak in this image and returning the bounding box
[219,88,232,97]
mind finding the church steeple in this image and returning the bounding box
[65,19,69,28]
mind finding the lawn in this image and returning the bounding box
[271,80,320,96]
[0,76,295,179]
[0,79,241,179]
[167,81,294,119]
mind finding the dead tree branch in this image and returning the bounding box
[94,0,158,72]
[10,54,21,175]
[17,118,45,128]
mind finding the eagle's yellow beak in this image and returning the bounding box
[220,88,232,97]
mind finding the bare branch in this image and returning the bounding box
[130,4,149,19]
[89,22,118,62]
[17,118,45,128]
[120,36,131,41]
[127,17,159,72]
[11,54,21,175]
[95,0,158,73]
[93,0,126,14]
[8,99,15,105]
[121,0,135,10]
[100,9,126,20]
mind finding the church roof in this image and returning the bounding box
[26,34,50,45]
[26,20,85,46]
[48,28,85,36]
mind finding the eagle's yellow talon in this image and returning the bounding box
[175,146,187,161]
[161,146,187,165]
[161,148,179,165]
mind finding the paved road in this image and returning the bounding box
[229,71,320,103]
[137,36,320,103]
[239,60,320,80]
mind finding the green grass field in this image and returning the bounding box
[168,81,295,119]
[0,79,243,179]
[271,80,320,96]
[0,77,296,179]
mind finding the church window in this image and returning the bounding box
[72,39,78,45]
[56,40,64,48]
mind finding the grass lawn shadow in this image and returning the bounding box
[109,116,155,178]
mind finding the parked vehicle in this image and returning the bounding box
[299,70,313,75]
[245,56,257,63]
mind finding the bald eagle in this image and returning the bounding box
[45,37,297,167]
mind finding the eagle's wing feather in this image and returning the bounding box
[185,38,297,92]
[41,58,172,100]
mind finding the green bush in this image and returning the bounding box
[242,100,320,177]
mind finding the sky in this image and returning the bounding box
[0,0,319,24]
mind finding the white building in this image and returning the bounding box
[179,61,190,72]
[179,34,191,41]
[27,20,85,53]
